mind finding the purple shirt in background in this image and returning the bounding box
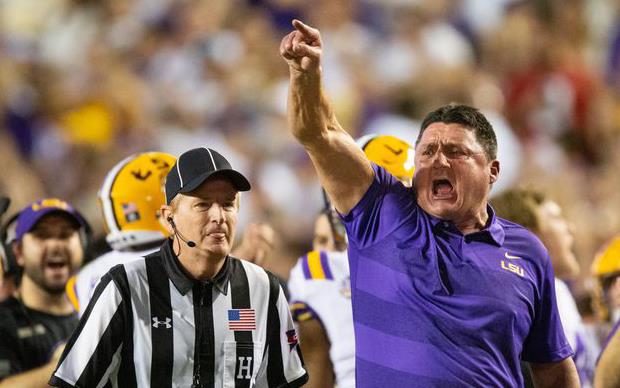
[340,165,573,387]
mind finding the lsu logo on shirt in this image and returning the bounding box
[501,251,524,277]
[501,261,524,277]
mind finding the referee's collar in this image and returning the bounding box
[161,240,231,296]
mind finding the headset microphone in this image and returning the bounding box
[168,217,196,248]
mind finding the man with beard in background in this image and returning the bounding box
[0,198,86,387]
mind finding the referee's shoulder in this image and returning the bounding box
[104,254,150,284]
[230,256,278,288]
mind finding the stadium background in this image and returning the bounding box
[1,0,619,309]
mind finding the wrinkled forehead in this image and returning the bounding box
[416,123,484,151]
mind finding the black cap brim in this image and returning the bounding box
[179,169,251,195]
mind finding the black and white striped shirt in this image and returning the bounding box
[49,241,308,388]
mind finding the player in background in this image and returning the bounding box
[67,152,176,314]
[288,135,415,388]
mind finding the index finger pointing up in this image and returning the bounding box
[292,19,319,39]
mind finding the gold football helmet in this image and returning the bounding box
[357,134,415,186]
[592,236,620,278]
[99,152,176,251]
[591,235,620,322]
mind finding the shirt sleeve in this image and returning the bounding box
[340,164,418,249]
[49,270,127,387]
[72,264,104,318]
[260,273,308,387]
[521,253,574,363]
[287,258,320,323]
[0,311,23,380]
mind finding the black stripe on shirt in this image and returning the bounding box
[229,260,253,388]
[110,264,137,388]
[49,265,136,388]
[147,256,174,388]
[265,271,286,386]
[193,283,215,388]
[49,272,110,387]
[52,271,114,371]
[75,298,127,386]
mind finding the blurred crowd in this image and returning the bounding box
[1,0,620,305]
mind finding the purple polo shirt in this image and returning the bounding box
[341,165,572,387]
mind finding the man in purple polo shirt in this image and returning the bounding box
[280,19,579,387]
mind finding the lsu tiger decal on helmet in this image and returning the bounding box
[99,152,176,251]
[357,134,415,186]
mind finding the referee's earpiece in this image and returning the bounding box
[167,217,196,248]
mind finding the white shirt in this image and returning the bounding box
[288,250,355,388]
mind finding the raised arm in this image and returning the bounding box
[280,19,373,214]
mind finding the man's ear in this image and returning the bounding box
[489,160,500,184]
[12,241,24,267]
[160,205,174,235]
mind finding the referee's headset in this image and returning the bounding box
[0,205,93,279]
[167,217,196,248]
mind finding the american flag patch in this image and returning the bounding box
[122,203,140,222]
[286,329,298,350]
[228,309,256,331]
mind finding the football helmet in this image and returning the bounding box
[591,235,620,322]
[357,134,415,186]
[592,236,620,278]
[99,152,176,251]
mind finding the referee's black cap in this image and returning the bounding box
[165,147,251,204]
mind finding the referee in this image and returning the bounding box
[49,147,308,388]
